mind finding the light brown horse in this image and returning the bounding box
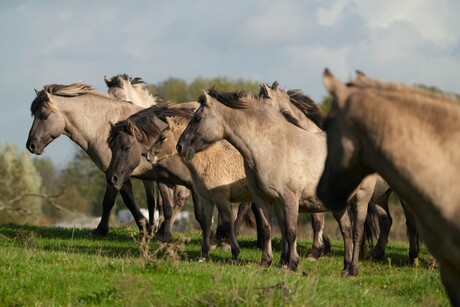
[26,82,153,236]
[177,88,386,275]
[104,74,193,240]
[105,104,204,242]
[259,81,418,263]
[317,69,460,305]
[145,110,330,262]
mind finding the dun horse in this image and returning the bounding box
[317,69,460,305]
[104,74,193,240]
[26,82,153,236]
[145,108,330,262]
[259,81,418,263]
[177,88,386,275]
[105,104,205,242]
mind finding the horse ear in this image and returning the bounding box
[117,76,124,87]
[356,70,366,78]
[271,81,279,90]
[108,121,114,128]
[323,68,348,108]
[202,90,213,107]
[259,84,270,99]
[104,76,112,87]
[34,89,40,96]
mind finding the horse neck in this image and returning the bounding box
[217,103,288,167]
[357,96,460,220]
[54,93,143,170]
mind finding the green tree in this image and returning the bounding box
[156,78,190,103]
[320,95,333,114]
[0,143,44,225]
[59,147,107,216]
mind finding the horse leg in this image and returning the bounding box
[332,207,353,277]
[307,212,328,260]
[120,179,150,236]
[283,197,300,271]
[199,199,215,261]
[93,185,118,237]
[215,200,240,263]
[233,203,252,236]
[155,183,175,242]
[250,196,273,267]
[251,203,264,249]
[439,262,460,307]
[371,190,392,261]
[142,180,157,235]
[156,183,164,228]
[349,197,370,276]
[400,198,420,265]
[271,202,289,267]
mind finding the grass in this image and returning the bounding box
[0,224,449,306]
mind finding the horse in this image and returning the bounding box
[259,81,418,263]
[26,82,155,236]
[317,69,460,305]
[176,88,387,275]
[104,74,194,241]
[144,108,330,262]
[346,71,420,263]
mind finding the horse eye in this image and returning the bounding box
[123,145,131,151]
[195,116,202,123]
[159,135,166,142]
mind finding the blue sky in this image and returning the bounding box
[1,0,459,167]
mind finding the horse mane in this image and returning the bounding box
[107,108,162,144]
[286,89,325,129]
[31,82,95,114]
[205,87,306,129]
[348,71,460,104]
[106,73,160,105]
[150,102,195,123]
[205,87,255,109]
[105,74,145,88]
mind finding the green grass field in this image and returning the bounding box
[0,224,449,306]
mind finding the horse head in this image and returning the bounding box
[176,90,224,160]
[106,120,145,190]
[26,88,65,155]
[316,69,371,210]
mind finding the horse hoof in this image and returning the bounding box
[92,228,108,237]
[306,255,318,262]
[198,257,206,263]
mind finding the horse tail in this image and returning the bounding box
[243,209,257,229]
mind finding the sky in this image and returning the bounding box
[1,0,459,168]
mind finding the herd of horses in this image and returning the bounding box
[25,70,459,305]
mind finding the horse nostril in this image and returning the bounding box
[176,144,182,155]
[110,176,118,185]
[28,143,36,152]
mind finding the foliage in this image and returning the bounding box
[0,143,44,225]
[148,76,262,103]
[0,225,449,306]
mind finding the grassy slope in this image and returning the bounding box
[0,224,449,306]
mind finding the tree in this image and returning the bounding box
[0,143,44,225]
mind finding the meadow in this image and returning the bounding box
[0,224,449,306]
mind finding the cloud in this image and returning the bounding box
[1,0,459,166]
